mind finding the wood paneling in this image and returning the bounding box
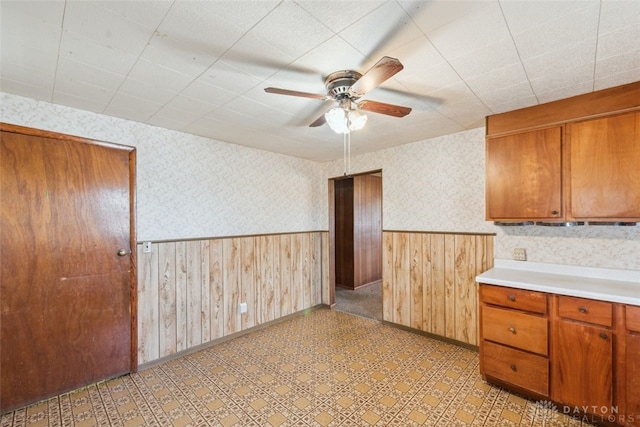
[137,232,326,365]
[382,231,494,346]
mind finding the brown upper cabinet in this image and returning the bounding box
[486,126,562,220]
[567,112,640,220]
[485,81,640,222]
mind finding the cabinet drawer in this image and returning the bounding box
[557,295,612,327]
[482,341,549,397]
[482,305,548,355]
[627,305,640,333]
[481,284,547,314]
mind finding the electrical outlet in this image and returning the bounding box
[143,241,152,253]
[240,302,247,314]
[512,248,527,261]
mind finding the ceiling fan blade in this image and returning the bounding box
[264,87,329,100]
[309,113,327,127]
[348,56,404,98]
[358,100,412,117]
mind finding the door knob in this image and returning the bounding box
[117,248,128,256]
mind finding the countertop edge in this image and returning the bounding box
[476,261,640,306]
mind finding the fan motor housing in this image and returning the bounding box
[325,70,362,99]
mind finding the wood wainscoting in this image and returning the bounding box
[382,231,494,346]
[137,232,329,366]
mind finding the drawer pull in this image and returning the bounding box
[508,327,516,334]
[508,295,516,302]
[579,306,588,314]
[600,333,609,340]
[510,364,517,372]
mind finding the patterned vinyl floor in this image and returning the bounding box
[1,308,595,427]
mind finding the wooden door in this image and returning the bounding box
[552,320,613,414]
[0,125,135,413]
[567,111,640,220]
[485,126,562,220]
[353,174,382,288]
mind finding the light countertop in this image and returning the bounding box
[476,259,640,306]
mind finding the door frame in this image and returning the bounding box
[0,122,138,372]
[327,168,382,306]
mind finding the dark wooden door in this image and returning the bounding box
[0,125,135,413]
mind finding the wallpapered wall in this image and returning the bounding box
[2,92,639,270]
[1,93,324,241]
[321,128,640,271]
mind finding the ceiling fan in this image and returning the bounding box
[264,56,412,133]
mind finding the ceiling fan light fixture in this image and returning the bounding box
[348,109,368,131]
[325,106,368,134]
[325,107,351,134]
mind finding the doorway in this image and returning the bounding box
[329,170,382,320]
[0,124,136,413]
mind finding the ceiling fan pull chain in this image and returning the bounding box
[347,132,351,176]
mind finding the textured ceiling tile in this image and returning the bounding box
[220,32,294,81]
[296,0,385,33]
[93,0,173,31]
[156,2,242,57]
[0,78,52,102]
[523,40,596,81]
[535,80,595,104]
[199,60,263,95]
[338,1,423,60]
[59,31,140,75]
[500,0,599,34]
[63,2,152,56]
[53,78,114,107]
[247,2,334,60]
[117,77,177,105]
[598,0,640,33]
[181,79,238,108]
[105,92,161,122]
[56,57,126,92]
[596,25,640,60]
[447,38,521,80]
[52,91,111,114]
[476,81,536,112]
[427,1,510,60]
[402,0,490,35]
[141,35,216,78]
[127,59,193,93]
[509,2,600,60]
[465,62,528,96]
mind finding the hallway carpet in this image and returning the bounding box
[334,282,382,321]
[1,308,592,426]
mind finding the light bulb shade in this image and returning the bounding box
[348,109,367,131]
[325,107,368,134]
[325,107,350,134]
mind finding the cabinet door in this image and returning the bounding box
[486,127,562,220]
[552,320,613,413]
[568,111,640,220]
[627,333,640,427]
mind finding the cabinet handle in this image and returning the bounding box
[551,210,559,216]
[508,327,516,334]
[510,364,517,372]
[600,333,609,340]
[508,295,516,302]
[578,306,588,314]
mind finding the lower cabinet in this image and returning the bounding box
[552,320,613,414]
[479,284,639,426]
